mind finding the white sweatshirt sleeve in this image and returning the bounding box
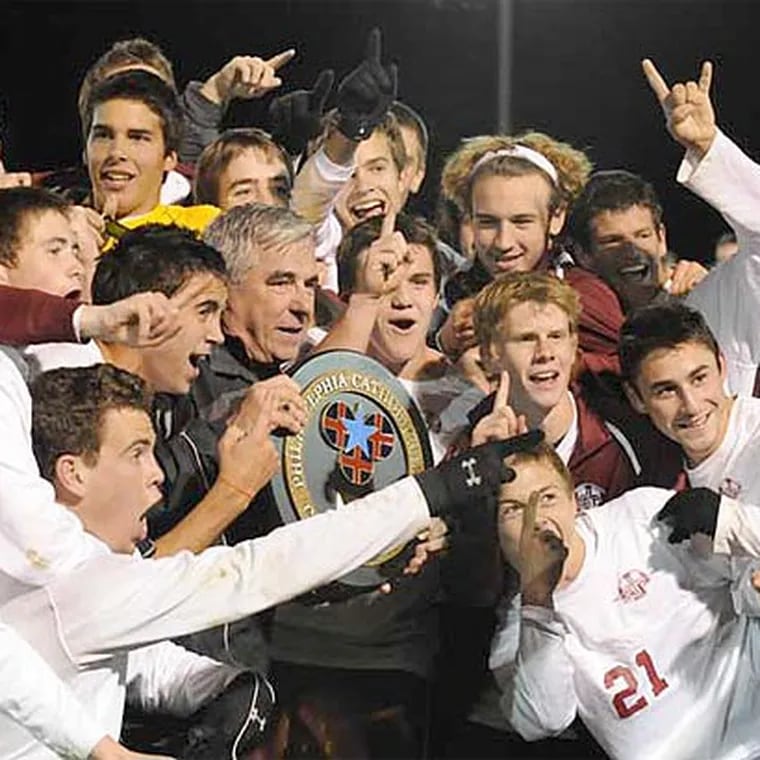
[501,605,578,741]
[1,476,431,670]
[126,640,242,718]
[682,130,760,396]
[0,620,106,758]
[713,495,760,558]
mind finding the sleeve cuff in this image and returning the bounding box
[72,305,84,343]
[314,148,355,182]
[676,129,725,185]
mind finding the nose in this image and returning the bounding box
[290,282,315,321]
[494,221,517,253]
[678,386,701,416]
[391,278,413,307]
[64,246,85,283]
[533,334,555,362]
[207,313,224,345]
[147,451,165,490]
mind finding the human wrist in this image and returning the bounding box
[215,473,255,502]
[199,74,225,105]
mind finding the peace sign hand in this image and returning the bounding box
[642,58,717,158]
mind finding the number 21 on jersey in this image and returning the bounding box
[603,649,669,719]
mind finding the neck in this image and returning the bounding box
[373,344,443,381]
[519,391,574,444]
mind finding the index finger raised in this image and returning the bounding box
[494,370,511,411]
[698,60,713,93]
[522,491,541,537]
[641,58,671,103]
[365,27,382,64]
[380,209,397,239]
[265,48,296,71]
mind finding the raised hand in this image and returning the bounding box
[665,258,708,296]
[518,491,568,607]
[0,158,31,188]
[642,58,717,157]
[437,297,477,358]
[201,48,296,105]
[358,211,411,295]
[269,68,335,155]
[336,27,397,141]
[472,371,528,446]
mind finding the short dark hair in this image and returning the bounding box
[337,212,441,294]
[390,100,429,168]
[619,302,720,384]
[31,364,153,482]
[91,224,226,304]
[568,169,664,253]
[82,69,183,154]
[194,128,294,206]
[0,187,71,267]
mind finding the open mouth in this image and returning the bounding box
[528,370,560,386]
[618,263,651,280]
[675,411,711,431]
[65,288,82,300]
[388,318,417,334]
[100,169,135,191]
[350,199,386,221]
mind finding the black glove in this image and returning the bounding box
[269,68,335,156]
[335,27,397,141]
[182,671,276,758]
[414,430,545,533]
[656,487,721,544]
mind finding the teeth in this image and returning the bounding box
[619,264,647,275]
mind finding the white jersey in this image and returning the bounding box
[683,130,760,397]
[493,486,760,760]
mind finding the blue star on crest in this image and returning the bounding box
[342,408,375,456]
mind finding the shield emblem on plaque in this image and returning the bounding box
[270,349,434,588]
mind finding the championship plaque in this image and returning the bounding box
[270,349,434,588]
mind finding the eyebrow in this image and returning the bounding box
[648,364,711,392]
[120,438,153,455]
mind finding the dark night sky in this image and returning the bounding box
[1,0,757,263]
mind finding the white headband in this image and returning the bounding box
[469,145,559,185]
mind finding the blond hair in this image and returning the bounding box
[440,131,592,215]
[474,271,580,350]
[507,442,575,496]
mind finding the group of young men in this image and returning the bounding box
[1,25,760,760]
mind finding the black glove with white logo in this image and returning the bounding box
[656,487,721,544]
[269,69,335,156]
[335,27,397,141]
[414,430,544,534]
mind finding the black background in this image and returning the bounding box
[1,0,757,263]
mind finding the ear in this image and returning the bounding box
[548,204,567,237]
[623,379,647,415]
[657,222,669,254]
[479,340,500,379]
[162,150,178,174]
[718,351,728,383]
[408,162,426,194]
[53,454,90,501]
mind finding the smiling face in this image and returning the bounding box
[334,131,406,231]
[626,340,732,467]
[471,173,566,277]
[216,147,291,210]
[489,300,577,418]
[68,407,164,554]
[86,98,177,219]
[137,272,227,394]
[497,455,578,571]
[0,209,84,298]
[588,204,668,285]
[225,237,319,365]
[364,243,437,372]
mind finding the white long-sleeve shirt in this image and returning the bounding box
[493,486,760,760]
[0,621,107,759]
[682,130,760,397]
[0,475,432,757]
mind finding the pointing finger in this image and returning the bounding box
[365,27,382,64]
[642,58,670,103]
[265,48,296,71]
[494,370,511,411]
[380,209,397,240]
[698,60,713,93]
[521,491,541,545]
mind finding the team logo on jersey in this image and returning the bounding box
[574,482,606,511]
[719,477,742,499]
[616,569,650,603]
